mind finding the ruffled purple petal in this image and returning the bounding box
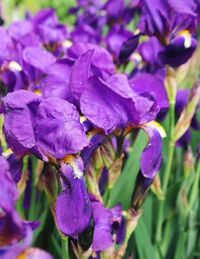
[35,97,89,158]
[81,75,159,133]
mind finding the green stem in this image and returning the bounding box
[62,238,69,259]
[155,100,175,246]
[189,161,200,210]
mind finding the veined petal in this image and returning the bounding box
[35,97,89,158]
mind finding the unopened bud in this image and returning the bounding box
[173,81,200,142]
[42,164,58,206]
[151,175,165,200]
[164,67,177,105]
[183,147,194,177]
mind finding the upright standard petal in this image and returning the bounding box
[69,50,93,106]
[68,43,115,79]
[129,73,169,111]
[81,75,159,134]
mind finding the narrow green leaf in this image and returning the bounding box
[108,131,147,209]
[134,218,155,259]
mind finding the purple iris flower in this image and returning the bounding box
[119,0,198,66]
[90,196,124,252]
[11,9,67,47]
[79,72,163,179]
[56,161,93,237]
[137,0,198,37]
[2,90,88,160]
[69,1,106,44]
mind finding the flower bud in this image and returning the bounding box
[173,81,200,142]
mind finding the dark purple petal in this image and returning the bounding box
[81,132,106,166]
[0,27,14,65]
[176,130,191,149]
[115,216,126,245]
[111,204,122,224]
[32,8,58,25]
[55,164,92,236]
[140,124,162,179]
[164,34,197,67]
[104,0,125,19]
[176,89,190,115]
[131,173,153,209]
[71,25,101,44]
[119,34,140,62]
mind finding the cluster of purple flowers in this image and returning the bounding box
[0,0,199,258]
